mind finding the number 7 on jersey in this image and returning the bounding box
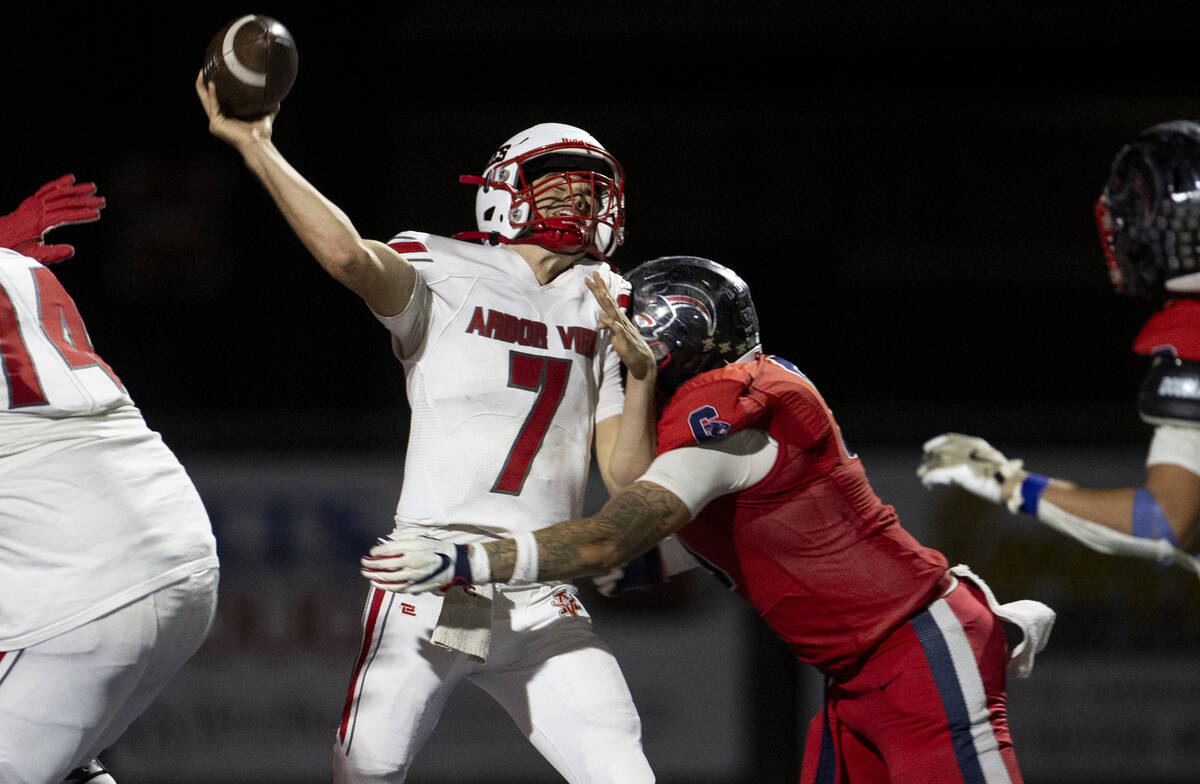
[491,351,572,495]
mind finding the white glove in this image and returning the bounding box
[360,536,491,594]
[917,433,1025,512]
[592,567,625,598]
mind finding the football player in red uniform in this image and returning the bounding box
[918,121,1200,578]
[363,256,1054,783]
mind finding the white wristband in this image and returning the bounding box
[509,531,540,586]
[467,543,492,584]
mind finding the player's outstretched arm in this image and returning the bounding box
[194,73,414,316]
[0,175,105,264]
[588,272,658,492]
[360,481,693,593]
[918,432,1200,576]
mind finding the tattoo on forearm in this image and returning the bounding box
[489,539,517,582]
[532,482,688,581]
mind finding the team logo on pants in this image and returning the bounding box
[551,588,582,616]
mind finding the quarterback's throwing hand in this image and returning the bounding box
[361,537,479,594]
[917,433,1025,512]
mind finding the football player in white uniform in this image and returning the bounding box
[918,121,1200,577]
[197,74,658,782]
[0,176,220,784]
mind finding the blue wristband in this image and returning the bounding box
[1018,473,1050,516]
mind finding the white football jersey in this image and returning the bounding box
[0,248,131,416]
[377,233,627,534]
[0,249,218,649]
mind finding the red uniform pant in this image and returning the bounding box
[799,579,1022,784]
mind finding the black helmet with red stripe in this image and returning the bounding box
[625,256,761,396]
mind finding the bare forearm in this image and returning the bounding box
[1040,481,1136,534]
[600,370,658,490]
[238,138,373,284]
[1022,463,1200,547]
[483,481,691,581]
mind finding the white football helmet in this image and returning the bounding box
[455,123,626,260]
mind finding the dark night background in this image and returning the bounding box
[6,3,1200,782]
[5,2,1191,454]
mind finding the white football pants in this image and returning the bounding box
[0,567,218,783]
[334,582,655,783]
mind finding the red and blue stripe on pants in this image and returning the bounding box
[801,579,1023,783]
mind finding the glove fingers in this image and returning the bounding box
[368,539,430,558]
[32,174,77,198]
[917,466,957,487]
[43,182,98,200]
[360,566,408,584]
[24,244,75,265]
[45,202,106,222]
[921,433,953,451]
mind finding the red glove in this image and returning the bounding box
[0,174,106,264]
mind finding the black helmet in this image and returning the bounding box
[625,256,761,396]
[1098,120,1200,300]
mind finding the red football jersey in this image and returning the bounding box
[657,355,949,676]
[1133,297,1200,360]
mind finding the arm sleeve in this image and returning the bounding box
[1146,424,1200,476]
[639,428,778,517]
[1035,497,1200,577]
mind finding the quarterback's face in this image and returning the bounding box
[531,172,598,220]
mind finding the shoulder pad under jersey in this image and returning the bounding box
[1138,355,1200,427]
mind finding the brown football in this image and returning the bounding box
[202,15,298,120]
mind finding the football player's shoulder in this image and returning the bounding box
[587,261,629,292]
[554,260,627,295]
[0,246,36,271]
[657,365,760,449]
[756,355,827,406]
[386,232,512,279]
[0,248,42,290]
[662,365,752,418]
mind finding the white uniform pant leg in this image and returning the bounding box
[333,588,476,784]
[0,567,218,784]
[470,585,654,784]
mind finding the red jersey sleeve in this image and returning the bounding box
[656,364,767,453]
[655,357,833,454]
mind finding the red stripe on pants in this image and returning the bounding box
[338,588,388,744]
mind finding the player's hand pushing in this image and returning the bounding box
[586,272,655,381]
[195,71,273,151]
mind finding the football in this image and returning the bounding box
[202,15,299,120]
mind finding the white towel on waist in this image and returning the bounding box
[430,583,494,663]
[949,563,1056,679]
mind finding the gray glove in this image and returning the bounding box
[917,433,1024,512]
